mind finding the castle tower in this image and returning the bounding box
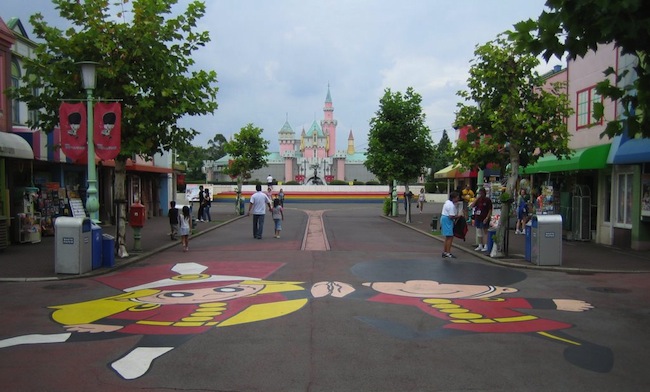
[321,84,338,157]
[347,130,355,155]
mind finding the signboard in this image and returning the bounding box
[185,184,203,202]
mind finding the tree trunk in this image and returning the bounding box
[114,157,129,258]
[493,148,520,258]
[404,183,411,223]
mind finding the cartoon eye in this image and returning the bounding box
[213,287,245,293]
[163,292,194,298]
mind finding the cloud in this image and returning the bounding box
[3,0,556,152]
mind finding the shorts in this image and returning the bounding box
[441,215,454,237]
[517,210,528,220]
[475,219,488,229]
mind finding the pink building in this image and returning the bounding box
[208,86,375,184]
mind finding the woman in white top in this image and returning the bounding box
[417,188,426,213]
[441,191,460,258]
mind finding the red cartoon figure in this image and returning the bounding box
[0,262,310,380]
[313,260,613,373]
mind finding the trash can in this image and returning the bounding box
[486,228,496,253]
[531,214,563,266]
[430,214,440,231]
[91,222,103,270]
[54,217,92,274]
[524,221,532,262]
[102,234,115,268]
[239,197,246,215]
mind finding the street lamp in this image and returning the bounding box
[77,61,100,222]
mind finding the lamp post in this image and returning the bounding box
[78,61,100,222]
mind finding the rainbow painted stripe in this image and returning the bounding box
[214,191,388,203]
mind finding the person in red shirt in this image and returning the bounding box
[470,188,492,251]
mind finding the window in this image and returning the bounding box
[10,59,21,125]
[576,86,602,129]
[614,171,633,228]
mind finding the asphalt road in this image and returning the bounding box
[1,204,649,391]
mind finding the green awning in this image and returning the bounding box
[521,144,611,174]
[434,164,460,179]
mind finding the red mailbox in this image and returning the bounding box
[129,202,146,228]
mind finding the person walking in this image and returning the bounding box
[515,189,529,234]
[441,191,461,258]
[167,201,179,241]
[272,198,284,238]
[417,188,426,213]
[179,205,191,252]
[470,188,493,251]
[247,184,272,239]
[278,188,285,207]
[404,188,414,213]
[197,185,205,222]
[267,174,273,189]
[202,189,212,222]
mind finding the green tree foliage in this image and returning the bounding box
[428,129,453,180]
[206,134,228,160]
[366,87,435,185]
[366,87,435,221]
[223,123,269,194]
[509,0,650,138]
[11,0,218,257]
[454,37,572,256]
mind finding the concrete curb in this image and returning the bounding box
[2,215,247,283]
[381,215,650,274]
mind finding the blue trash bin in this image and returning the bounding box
[525,221,532,262]
[102,234,115,268]
[487,229,496,253]
[239,197,246,215]
[91,223,103,270]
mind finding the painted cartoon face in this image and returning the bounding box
[136,283,265,304]
[363,280,518,299]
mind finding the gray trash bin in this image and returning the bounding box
[530,214,563,266]
[55,217,92,274]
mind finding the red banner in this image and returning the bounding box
[94,102,121,160]
[59,102,87,161]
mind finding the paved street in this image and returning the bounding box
[0,204,649,391]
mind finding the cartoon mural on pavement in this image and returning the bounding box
[0,259,613,380]
[314,259,613,373]
[0,261,312,380]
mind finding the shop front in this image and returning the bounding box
[608,136,650,250]
[521,144,611,243]
[0,131,35,249]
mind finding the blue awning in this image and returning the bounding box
[611,137,650,164]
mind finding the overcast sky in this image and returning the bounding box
[3,0,559,152]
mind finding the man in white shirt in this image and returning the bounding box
[266,174,273,189]
[247,184,272,239]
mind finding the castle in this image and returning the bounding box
[206,86,376,184]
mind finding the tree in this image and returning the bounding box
[206,134,228,161]
[509,0,650,138]
[11,0,218,257]
[365,87,435,222]
[428,129,453,181]
[454,37,573,256]
[222,124,269,206]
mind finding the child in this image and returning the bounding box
[179,205,191,251]
[272,198,284,238]
[417,188,426,213]
[168,201,179,241]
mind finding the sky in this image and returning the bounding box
[3,0,560,153]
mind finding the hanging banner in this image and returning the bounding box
[94,102,121,160]
[59,102,87,161]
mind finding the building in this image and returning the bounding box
[205,86,376,185]
[0,16,175,248]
